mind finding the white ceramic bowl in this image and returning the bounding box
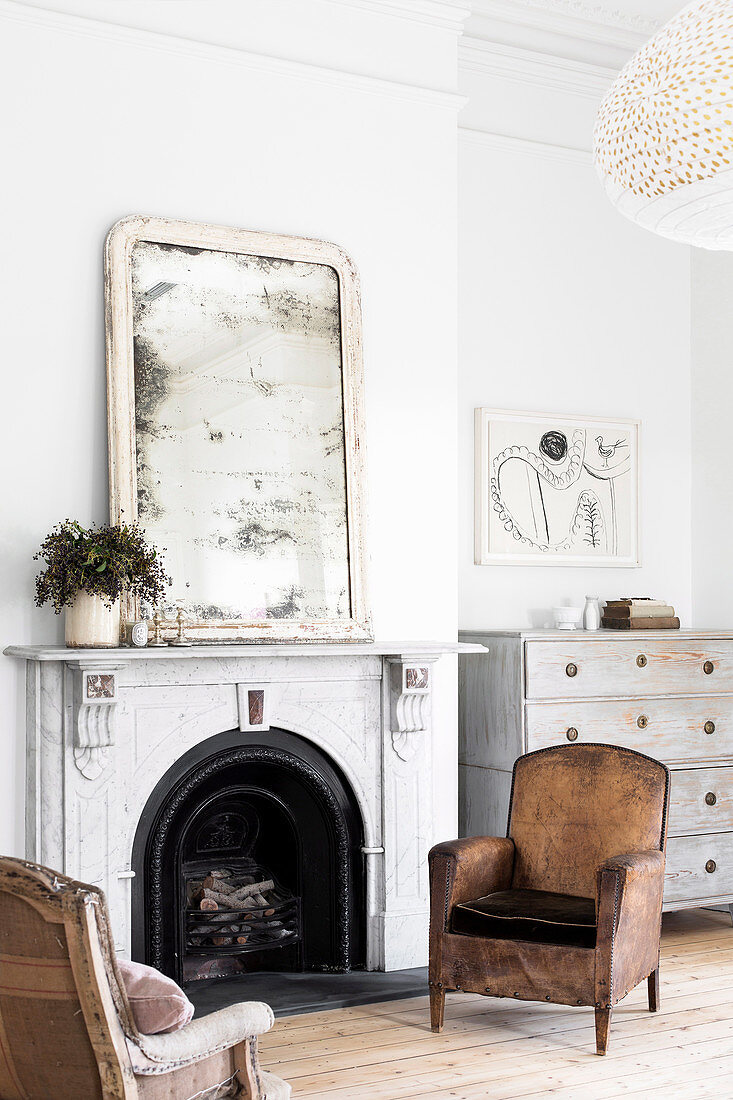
[553,606,582,630]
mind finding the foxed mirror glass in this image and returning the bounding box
[105,216,371,642]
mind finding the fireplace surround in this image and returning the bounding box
[6,640,483,976]
[135,728,366,983]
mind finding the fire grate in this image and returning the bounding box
[183,858,301,956]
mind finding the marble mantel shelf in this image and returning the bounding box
[4,640,486,661]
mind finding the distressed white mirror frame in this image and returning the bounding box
[105,215,371,642]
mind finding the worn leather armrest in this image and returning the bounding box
[598,849,665,888]
[429,836,515,930]
[596,849,666,926]
[595,850,666,1008]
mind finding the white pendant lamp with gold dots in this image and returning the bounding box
[594,0,733,249]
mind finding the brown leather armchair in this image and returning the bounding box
[429,744,670,1055]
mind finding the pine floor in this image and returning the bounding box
[259,908,733,1099]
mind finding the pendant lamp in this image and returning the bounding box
[594,0,733,249]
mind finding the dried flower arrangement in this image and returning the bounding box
[34,520,170,614]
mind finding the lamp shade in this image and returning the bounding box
[594,0,733,249]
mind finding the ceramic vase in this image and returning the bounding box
[583,596,602,631]
[65,592,120,648]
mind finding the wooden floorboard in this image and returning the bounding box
[259,909,733,1099]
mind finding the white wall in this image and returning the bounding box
[0,0,466,856]
[691,250,733,627]
[457,58,693,631]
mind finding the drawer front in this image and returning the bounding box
[665,832,733,903]
[525,698,733,766]
[668,768,733,836]
[525,638,733,699]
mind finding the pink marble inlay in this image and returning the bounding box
[405,667,429,690]
[86,673,115,700]
[248,689,265,726]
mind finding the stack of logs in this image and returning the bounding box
[186,869,292,949]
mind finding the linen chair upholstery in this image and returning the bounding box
[0,857,291,1099]
[429,744,670,1055]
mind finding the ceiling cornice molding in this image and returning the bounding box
[467,0,661,71]
[545,0,660,35]
[323,0,472,33]
[459,125,593,165]
[459,36,616,98]
[0,0,466,110]
[471,0,659,40]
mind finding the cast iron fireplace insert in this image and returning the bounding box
[132,729,366,985]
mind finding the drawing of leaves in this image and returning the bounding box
[573,490,605,549]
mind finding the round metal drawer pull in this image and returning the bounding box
[637,715,649,729]
[705,720,716,735]
[706,859,717,874]
[566,727,579,742]
[566,663,578,678]
[704,660,715,675]
[636,654,648,668]
[705,792,717,807]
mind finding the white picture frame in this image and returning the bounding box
[475,408,640,567]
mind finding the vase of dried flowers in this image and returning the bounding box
[34,520,170,648]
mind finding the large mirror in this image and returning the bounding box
[105,216,371,642]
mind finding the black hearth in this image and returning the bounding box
[132,729,366,985]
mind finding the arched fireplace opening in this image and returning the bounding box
[132,729,366,985]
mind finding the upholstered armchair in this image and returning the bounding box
[0,857,291,1098]
[429,744,670,1055]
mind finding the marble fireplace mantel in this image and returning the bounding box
[5,640,485,972]
[6,640,481,661]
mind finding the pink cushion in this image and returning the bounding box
[118,959,195,1035]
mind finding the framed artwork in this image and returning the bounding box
[105,215,371,642]
[475,408,640,567]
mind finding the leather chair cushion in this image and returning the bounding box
[451,888,597,949]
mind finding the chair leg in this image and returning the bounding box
[595,1006,611,1055]
[232,1037,261,1099]
[648,968,660,1012]
[429,982,445,1033]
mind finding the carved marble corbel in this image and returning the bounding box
[387,658,436,761]
[70,663,123,780]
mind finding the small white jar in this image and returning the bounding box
[583,596,602,631]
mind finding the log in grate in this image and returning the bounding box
[182,858,301,956]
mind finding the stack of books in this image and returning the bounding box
[602,599,680,630]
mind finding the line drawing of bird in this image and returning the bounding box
[595,436,627,467]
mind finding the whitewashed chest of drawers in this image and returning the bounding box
[458,629,733,915]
